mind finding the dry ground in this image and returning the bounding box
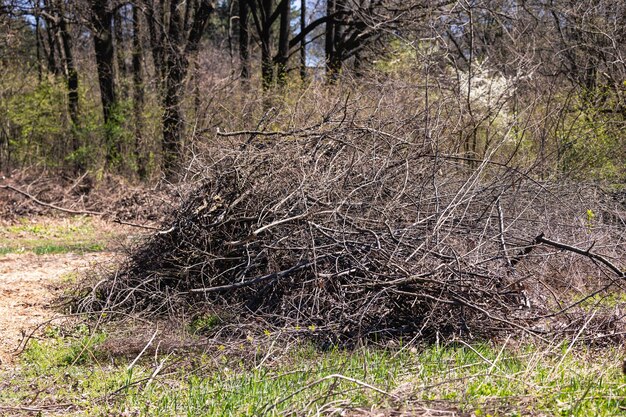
[0,252,112,366]
[0,216,137,367]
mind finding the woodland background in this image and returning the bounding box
[0,0,624,184]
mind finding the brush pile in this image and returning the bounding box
[77,126,626,343]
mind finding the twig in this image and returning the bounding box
[549,310,597,380]
[113,219,160,231]
[497,198,511,267]
[128,325,159,370]
[215,123,322,138]
[0,404,74,412]
[2,183,162,231]
[264,373,398,413]
[225,211,331,247]
[143,353,172,391]
[189,260,316,293]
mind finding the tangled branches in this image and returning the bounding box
[77,124,626,343]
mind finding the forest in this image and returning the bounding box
[0,0,623,181]
[0,1,625,416]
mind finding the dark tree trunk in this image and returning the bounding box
[132,4,146,179]
[160,0,214,180]
[239,0,250,80]
[41,1,61,76]
[325,0,335,80]
[354,49,363,77]
[114,6,128,97]
[58,14,79,129]
[91,0,119,167]
[330,4,344,78]
[261,0,274,90]
[146,0,165,87]
[276,0,289,86]
[300,0,306,81]
[35,14,43,81]
[44,22,59,74]
[161,0,186,176]
[162,69,185,178]
[91,0,116,125]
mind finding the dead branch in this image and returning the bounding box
[2,183,162,231]
[1,184,103,216]
[535,234,625,278]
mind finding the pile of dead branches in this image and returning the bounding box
[77,127,626,343]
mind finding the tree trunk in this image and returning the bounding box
[162,0,186,177]
[91,0,116,125]
[91,0,119,168]
[276,0,289,86]
[239,0,250,80]
[35,14,43,81]
[325,0,335,80]
[300,0,306,81]
[42,5,59,75]
[145,0,165,88]
[162,66,185,179]
[58,14,79,129]
[160,0,214,180]
[261,0,274,91]
[114,6,128,98]
[132,4,146,179]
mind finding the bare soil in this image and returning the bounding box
[0,252,112,366]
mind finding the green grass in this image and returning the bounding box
[2,328,626,416]
[31,242,105,255]
[0,216,117,255]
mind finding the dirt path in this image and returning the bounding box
[0,252,111,366]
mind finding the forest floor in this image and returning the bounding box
[0,216,625,416]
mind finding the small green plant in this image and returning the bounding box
[188,314,222,334]
[585,208,596,230]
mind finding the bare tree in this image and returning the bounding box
[276,0,289,86]
[89,0,116,124]
[144,0,215,179]
[131,2,145,178]
[239,0,250,80]
[299,0,306,81]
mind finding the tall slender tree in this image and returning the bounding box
[239,0,250,80]
[131,3,145,178]
[90,0,116,124]
[276,0,289,86]
[299,0,306,81]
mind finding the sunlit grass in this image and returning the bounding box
[0,216,122,255]
[2,327,626,417]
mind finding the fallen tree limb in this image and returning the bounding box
[536,234,625,278]
[1,184,161,231]
[1,184,103,216]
